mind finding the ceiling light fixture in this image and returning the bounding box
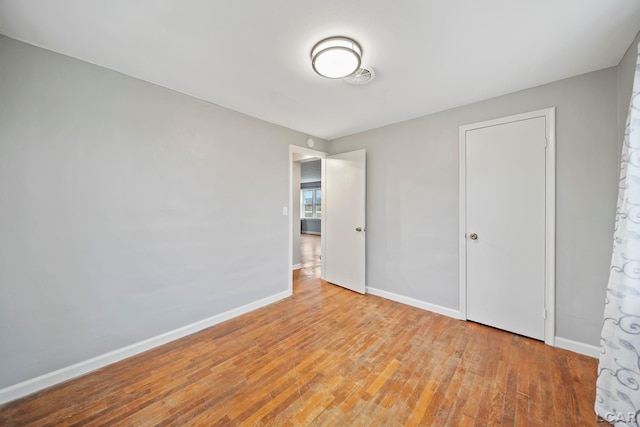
[311,36,362,79]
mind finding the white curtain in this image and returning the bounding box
[596,42,640,427]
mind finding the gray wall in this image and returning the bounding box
[618,33,640,143]
[0,36,328,388]
[301,160,321,183]
[329,67,620,346]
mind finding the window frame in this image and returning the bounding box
[301,188,322,219]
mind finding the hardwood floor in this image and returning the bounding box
[0,234,601,426]
[298,233,321,279]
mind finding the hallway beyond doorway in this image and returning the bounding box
[299,234,320,279]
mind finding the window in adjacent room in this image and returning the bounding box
[301,188,321,219]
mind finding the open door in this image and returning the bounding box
[324,149,366,293]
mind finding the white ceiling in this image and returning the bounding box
[1,1,639,140]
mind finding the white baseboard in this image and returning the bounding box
[554,336,601,358]
[291,263,301,270]
[301,231,321,235]
[366,287,463,320]
[0,290,291,405]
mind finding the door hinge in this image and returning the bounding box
[544,138,548,149]
[543,308,547,319]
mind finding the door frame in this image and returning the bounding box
[289,145,327,294]
[458,108,556,346]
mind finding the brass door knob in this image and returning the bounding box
[355,227,363,232]
[469,233,478,240]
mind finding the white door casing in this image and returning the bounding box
[324,149,367,294]
[459,108,555,345]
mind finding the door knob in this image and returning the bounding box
[355,227,363,232]
[469,233,478,240]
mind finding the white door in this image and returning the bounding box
[462,111,552,341]
[324,149,366,293]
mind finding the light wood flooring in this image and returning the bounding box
[0,234,601,425]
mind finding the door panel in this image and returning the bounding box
[324,149,366,293]
[465,117,546,340]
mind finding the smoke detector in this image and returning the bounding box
[343,67,375,85]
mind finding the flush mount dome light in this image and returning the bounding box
[311,36,362,79]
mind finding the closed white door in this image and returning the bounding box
[324,149,366,294]
[463,114,549,341]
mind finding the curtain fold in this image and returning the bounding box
[595,42,640,426]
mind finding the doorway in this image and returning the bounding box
[299,158,322,279]
[288,146,367,295]
[458,108,556,345]
[289,146,326,293]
